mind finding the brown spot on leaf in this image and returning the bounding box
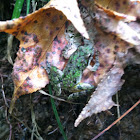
[115,45,119,50]
[33,34,39,43]
[34,20,38,23]
[56,27,60,30]
[106,49,110,53]
[100,64,104,68]
[114,51,116,54]
[50,31,53,36]
[51,15,58,23]
[123,1,127,5]
[65,21,69,28]
[59,15,63,20]
[23,83,28,88]
[22,36,26,41]
[25,38,29,43]
[26,76,31,81]
[52,51,56,54]
[12,31,18,36]
[6,23,14,29]
[24,31,28,35]
[58,47,61,50]
[54,36,61,43]
[17,23,21,28]
[21,30,25,34]
[46,12,51,17]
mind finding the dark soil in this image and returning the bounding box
[0,1,140,140]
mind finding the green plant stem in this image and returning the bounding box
[26,0,30,15]
[48,85,68,140]
[12,0,24,19]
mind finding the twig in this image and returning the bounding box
[0,74,9,107]
[0,74,12,140]
[91,99,140,140]
[7,35,14,65]
[11,114,41,139]
[39,90,82,105]
[30,95,43,140]
[47,128,58,135]
[32,0,37,12]
[116,93,120,123]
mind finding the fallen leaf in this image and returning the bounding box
[81,25,131,85]
[8,9,68,113]
[131,0,140,3]
[74,0,140,127]
[94,5,140,46]
[95,0,140,19]
[0,0,90,113]
[75,64,125,127]
[95,2,136,22]
[47,0,89,39]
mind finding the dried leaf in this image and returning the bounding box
[95,6,140,46]
[81,25,131,86]
[78,1,134,87]
[8,8,68,112]
[0,0,89,113]
[74,1,140,127]
[95,2,136,22]
[75,65,125,127]
[131,0,140,3]
[95,0,140,19]
[47,0,89,39]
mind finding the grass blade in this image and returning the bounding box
[12,0,24,19]
[26,0,30,15]
[48,85,68,140]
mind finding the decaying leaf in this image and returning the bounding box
[47,0,89,39]
[75,46,140,127]
[94,6,140,46]
[95,2,136,22]
[78,0,137,87]
[0,0,90,113]
[131,0,140,3]
[81,25,130,86]
[73,0,140,127]
[95,0,140,19]
[75,64,125,127]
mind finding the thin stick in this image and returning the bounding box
[39,90,82,105]
[0,74,12,140]
[91,99,140,140]
[116,93,120,123]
